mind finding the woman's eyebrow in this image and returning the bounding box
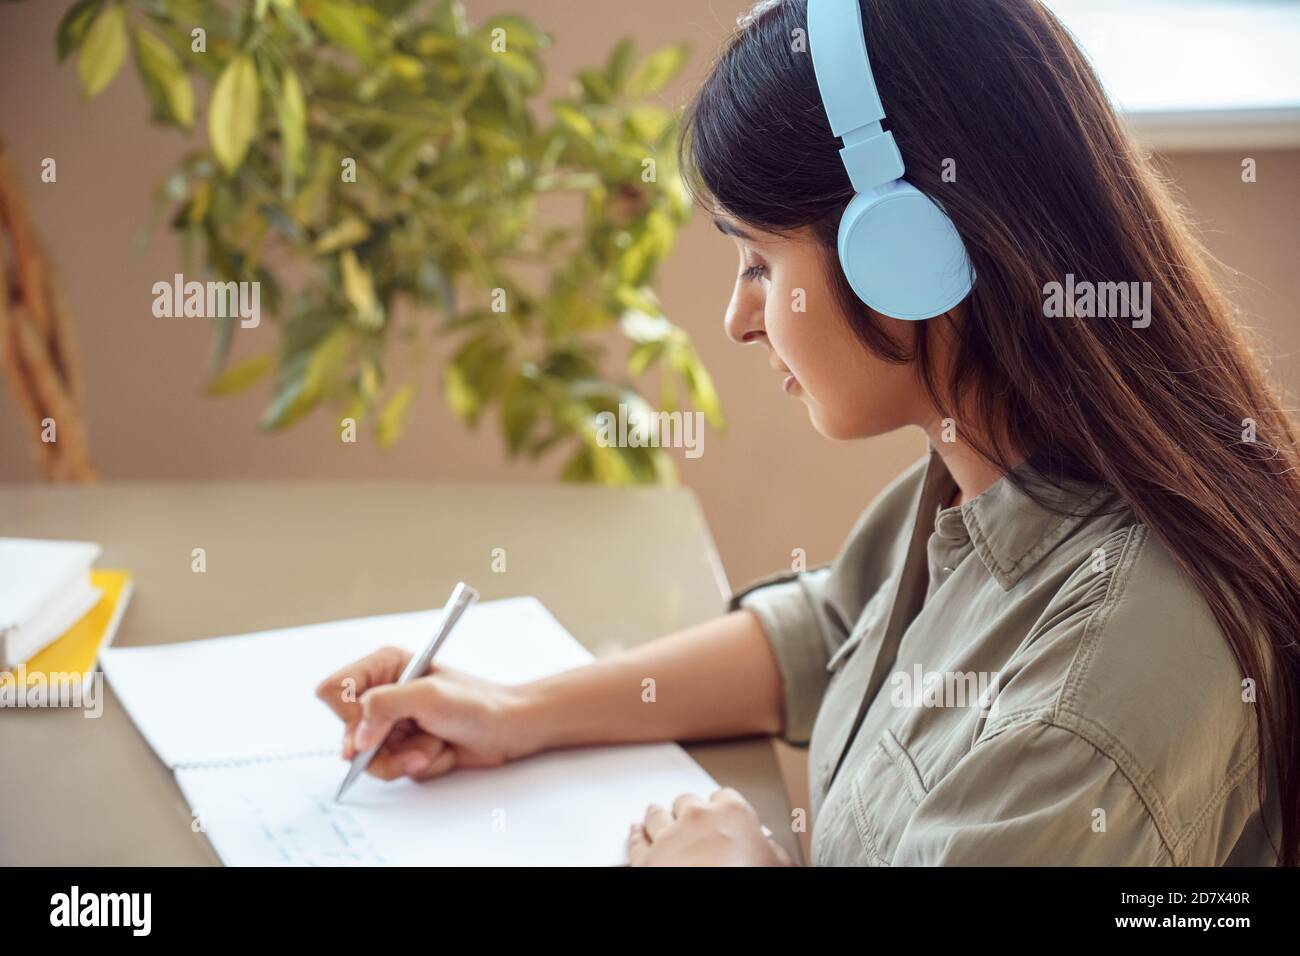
[712,217,757,241]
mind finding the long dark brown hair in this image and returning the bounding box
[680,0,1300,863]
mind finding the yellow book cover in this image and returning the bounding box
[0,570,133,703]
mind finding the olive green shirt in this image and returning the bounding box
[731,449,1280,865]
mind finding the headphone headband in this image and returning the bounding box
[801,0,975,319]
[807,0,906,193]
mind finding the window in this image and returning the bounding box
[1043,0,1300,149]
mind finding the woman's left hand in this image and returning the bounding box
[627,788,794,866]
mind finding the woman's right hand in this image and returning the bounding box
[314,646,539,782]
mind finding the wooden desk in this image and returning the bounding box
[0,481,799,865]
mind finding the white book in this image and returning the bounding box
[101,596,719,866]
[0,538,102,668]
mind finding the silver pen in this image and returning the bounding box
[334,581,479,802]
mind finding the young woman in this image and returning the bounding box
[317,0,1299,866]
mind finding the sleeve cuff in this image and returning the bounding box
[731,569,832,745]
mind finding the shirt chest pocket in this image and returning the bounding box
[846,729,930,866]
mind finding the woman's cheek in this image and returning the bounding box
[765,296,811,373]
[767,301,836,399]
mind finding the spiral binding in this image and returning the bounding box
[175,748,336,771]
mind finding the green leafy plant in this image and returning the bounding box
[55,0,723,483]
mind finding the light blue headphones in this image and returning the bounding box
[807,0,975,320]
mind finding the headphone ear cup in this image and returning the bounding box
[837,181,975,321]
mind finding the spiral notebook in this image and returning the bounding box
[101,597,718,866]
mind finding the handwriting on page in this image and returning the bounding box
[247,795,387,866]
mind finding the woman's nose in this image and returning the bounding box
[724,285,765,345]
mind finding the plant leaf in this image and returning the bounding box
[275,67,307,191]
[560,446,595,482]
[57,0,103,62]
[375,384,415,448]
[625,106,671,144]
[619,309,673,343]
[627,44,689,98]
[605,38,635,92]
[258,202,306,242]
[443,362,477,424]
[209,54,261,175]
[628,340,664,376]
[553,104,596,142]
[313,217,369,254]
[77,4,127,98]
[339,249,382,327]
[500,373,540,454]
[259,327,350,430]
[133,27,194,127]
[258,371,313,430]
[206,353,273,396]
[672,345,725,428]
[310,1,376,64]
[575,69,612,105]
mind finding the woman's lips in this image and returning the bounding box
[770,354,801,395]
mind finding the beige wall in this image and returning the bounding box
[2,1,1297,591]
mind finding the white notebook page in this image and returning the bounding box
[102,597,718,866]
[102,598,592,766]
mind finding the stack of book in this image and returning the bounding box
[0,538,132,694]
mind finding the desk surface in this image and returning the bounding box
[0,481,798,865]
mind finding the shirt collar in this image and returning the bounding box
[921,445,1113,591]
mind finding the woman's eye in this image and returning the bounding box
[741,263,767,281]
